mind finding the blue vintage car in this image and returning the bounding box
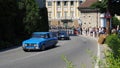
[22,32,58,51]
[57,31,70,40]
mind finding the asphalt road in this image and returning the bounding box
[0,36,98,68]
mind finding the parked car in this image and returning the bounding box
[22,32,58,51]
[57,31,70,40]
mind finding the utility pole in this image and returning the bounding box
[106,18,110,34]
[105,10,112,35]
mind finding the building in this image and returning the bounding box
[46,0,84,28]
[116,15,120,20]
[78,0,101,29]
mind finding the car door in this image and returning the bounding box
[46,33,53,47]
[49,33,56,46]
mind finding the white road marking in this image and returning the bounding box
[95,43,100,68]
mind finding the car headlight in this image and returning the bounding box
[34,44,38,47]
[23,44,27,46]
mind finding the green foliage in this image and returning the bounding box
[105,34,120,57]
[0,0,49,49]
[39,7,49,32]
[19,0,40,34]
[111,16,120,28]
[108,0,120,16]
[0,0,23,48]
[62,55,75,68]
[90,0,108,13]
[105,51,120,68]
[19,0,49,34]
[103,33,120,67]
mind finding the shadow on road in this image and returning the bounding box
[0,45,21,52]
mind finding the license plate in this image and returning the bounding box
[26,47,34,49]
[61,35,64,37]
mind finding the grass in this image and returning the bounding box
[104,34,120,67]
[61,55,75,68]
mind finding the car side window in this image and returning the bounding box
[44,34,47,38]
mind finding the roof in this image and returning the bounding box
[79,0,98,8]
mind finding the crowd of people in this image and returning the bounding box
[73,27,107,37]
[50,25,120,37]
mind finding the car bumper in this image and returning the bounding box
[22,46,40,50]
[58,37,69,40]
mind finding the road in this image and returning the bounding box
[0,36,98,68]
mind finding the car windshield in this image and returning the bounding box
[60,32,66,35]
[32,34,47,38]
[59,31,67,35]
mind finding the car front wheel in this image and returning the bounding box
[41,45,46,51]
[23,49,29,52]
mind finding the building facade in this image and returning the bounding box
[116,15,120,20]
[78,0,101,29]
[46,0,84,28]
[79,8,100,28]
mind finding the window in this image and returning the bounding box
[70,1,74,6]
[57,1,61,6]
[64,1,68,6]
[48,1,52,6]
[64,12,67,18]
[70,11,74,17]
[79,0,83,4]
[48,12,51,18]
[57,12,61,18]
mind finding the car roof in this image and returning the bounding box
[33,32,50,34]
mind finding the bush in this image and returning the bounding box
[105,34,120,57]
[106,52,120,68]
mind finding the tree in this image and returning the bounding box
[111,16,120,28]
[19,0,40,35]
[0,0,24,48]
[91,0,120,16]
[38,7,49,32]
[0,0,18,40]
[19,0,49,35]
[90,0,108,13]
[108,0,120,15]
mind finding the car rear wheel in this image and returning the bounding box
[52,44,56,47]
